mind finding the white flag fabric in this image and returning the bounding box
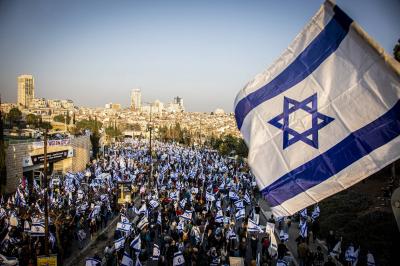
[179,210,193,221]
[121,252,134,266]
[31,222,45,237]
[234,1,400,217]
[266,222,275,235]
[330,240,341,258]
[137,216,149,230]
[367,252,375,266]
[235,208,245,220]
[114,237,125,251]
[173,251,185,266]
[130,234,141,253]
[117,222,132,233]
[152,244,160,260]
[86,258,101,266]
[247,219,263,232]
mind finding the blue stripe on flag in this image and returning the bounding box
[235,5,352,130]
[262,100,400,207]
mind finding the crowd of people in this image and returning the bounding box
[0,138,378,266]
[88,139,276,266]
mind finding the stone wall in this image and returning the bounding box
[4,135,91,193]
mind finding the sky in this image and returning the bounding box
[0,0,399,112]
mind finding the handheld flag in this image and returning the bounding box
[86,257,101,266]
[367,252,375,266]
[311,205,320,221]
[179,210,193,221]
[234,0,400,217]
[152,244,160,261]
[114,237,125,251]
[299,221,307,238]
[247,219,263,232]
[235,208,245,220]
[330,240,341,258]
[130,234,141,254]
[117,222,132,233]
[30,221,45,237]
[215,210,224,223]
[173,251,185,266]
[121,252,134,266]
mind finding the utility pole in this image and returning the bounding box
[43,127,50,255]
[149,104,153,186]
[199,116,202,147]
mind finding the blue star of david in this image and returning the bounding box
[268,93,334,149]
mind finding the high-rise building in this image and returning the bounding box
[174,96,184,111]
[17,74,34,109]
[131,89,141,111]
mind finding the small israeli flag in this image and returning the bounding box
[299,221,307,238]
[130,234,141,253]
[206,192,215,202]
[235,208,245,220]
[279,230,289,242]
[234,0,400,217]
[179,198,187,209]
[149,200,159,209]
[114,236,125,251]
[330,240,342,258]
[117,222,131,233]
[299,209,308,219]
[152,244,160,261]
[173,251,185,266]
[229,191,239,201]
[311,205,320,221]
[345,244,359,265]
[121,214,130,224]
[276,259,289,266]
[244,192,251,205]
[215,210,224,223]
[247,219,263,232]
[31,222,45,237]
[85,257,101,266]
[121,252,133,266]
[226,228,236,241]
[180,210,193,221]
[367,252,375,266]
[157,212,162,225]
[234,199,244,210]
[137,216,148,231]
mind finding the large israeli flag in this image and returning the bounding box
[234,1,400,217]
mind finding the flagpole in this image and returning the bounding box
[43,127,50,255]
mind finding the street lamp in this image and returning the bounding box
[144,102,154,187]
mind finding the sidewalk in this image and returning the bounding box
[64,214,120,266]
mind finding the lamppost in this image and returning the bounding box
[144,102,154,187]
[41,116,50,255]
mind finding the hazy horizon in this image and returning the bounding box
[1,0,399,112]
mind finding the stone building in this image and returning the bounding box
[4,135,91,193]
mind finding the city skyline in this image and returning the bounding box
[1,0,399,112]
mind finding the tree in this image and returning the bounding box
[53,114,70,124]
[7,107,22,128]
[105,126,122,138]
[26,113,38,127]
[236,138,249,158]
[394,39,400,62]
[76,119,102,132]
[132,123,141,131]
[90,117,100,158]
